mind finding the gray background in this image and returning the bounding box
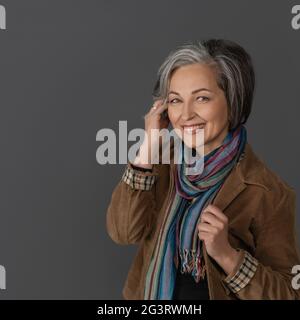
[0,0,299,299]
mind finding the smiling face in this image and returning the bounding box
[167,63,230,156]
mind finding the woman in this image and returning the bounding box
[106,39,300,300]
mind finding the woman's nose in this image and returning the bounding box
[181,102,195,120]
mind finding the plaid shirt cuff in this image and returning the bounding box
[223,250,259,293]
[121,163,158,191]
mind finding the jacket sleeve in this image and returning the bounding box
[106,162,159,245]
[222,188,300,299]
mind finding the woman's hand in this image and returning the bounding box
[144,99,169,132]
[132,99,169,169]
[197,204,242,275]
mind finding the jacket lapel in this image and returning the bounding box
[211,142,265,212]
[202,160,247,299]
[211,167,247,213]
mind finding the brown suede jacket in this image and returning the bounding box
[106,142,300,300]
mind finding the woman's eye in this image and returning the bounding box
[167,97,209,104]
[197,96,209,102]
[168,98,180,104]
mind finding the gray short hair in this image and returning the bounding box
[152,39,255,130]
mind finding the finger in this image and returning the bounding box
[149,99,162,112]
[151,99,168,115]
[200,211,224,229]
[198,222,218,234]
[144,102,162,119]
[203,204,228,223]
[198,230,211,241]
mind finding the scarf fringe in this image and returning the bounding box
[179,249,206,282]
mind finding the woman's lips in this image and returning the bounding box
[182,123,206,134]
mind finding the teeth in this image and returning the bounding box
[183,124,205,132]
[182,124,205,135]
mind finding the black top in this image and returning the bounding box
[172,261,210,300]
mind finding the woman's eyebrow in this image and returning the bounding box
[168,88,212,95]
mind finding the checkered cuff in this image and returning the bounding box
[223,250,258,293]
[122,163,157,191]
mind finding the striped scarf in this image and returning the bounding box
[144,124,247,299]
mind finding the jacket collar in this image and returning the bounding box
[212,142,269,212]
